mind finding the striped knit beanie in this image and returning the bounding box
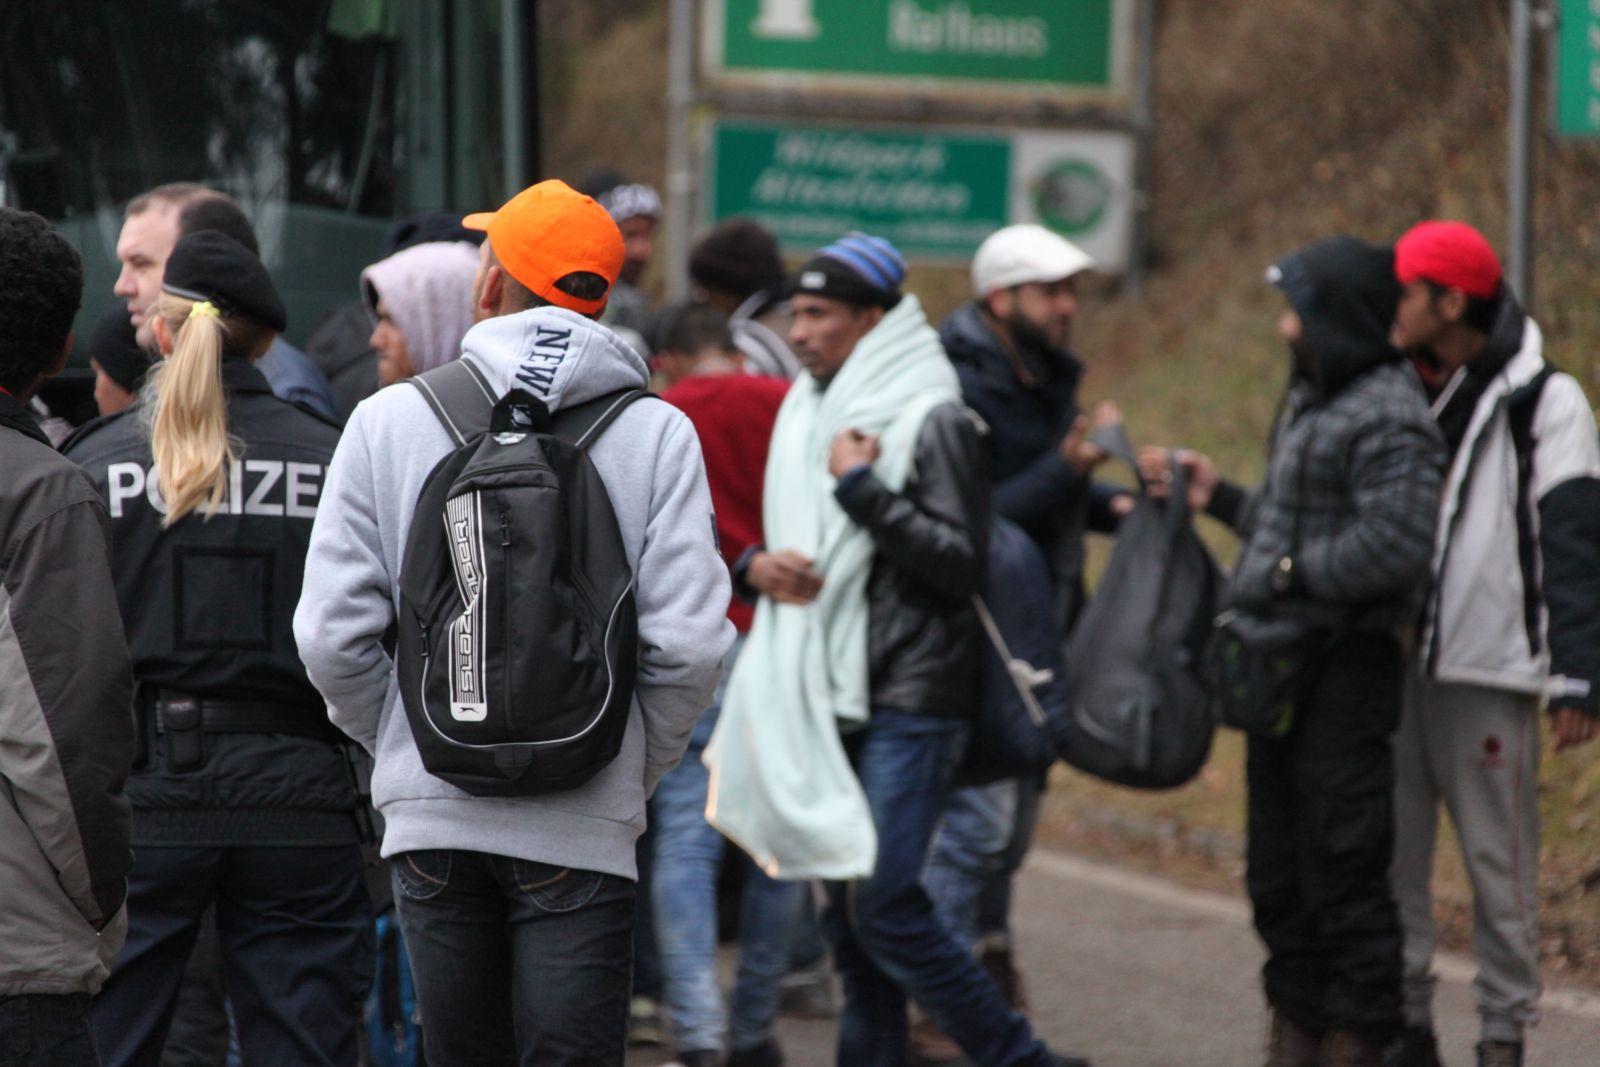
[792,231,907,309]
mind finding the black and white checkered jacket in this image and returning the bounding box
[1212,360,1446,632]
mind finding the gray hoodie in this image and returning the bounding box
[293,307,732,880]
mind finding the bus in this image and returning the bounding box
[1,0,538,421]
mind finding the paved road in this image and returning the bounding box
[630,849,1600,1067]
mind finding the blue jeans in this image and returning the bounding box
[0,994,99,1067]
[926,774,1044,953]
[92,845,372,1067]
[825,712,1051,1067]
[391,849,634,1066]
[652,638,806,1054]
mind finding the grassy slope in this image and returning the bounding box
[541,0,1600,981]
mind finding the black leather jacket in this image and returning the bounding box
[835,402,990,717]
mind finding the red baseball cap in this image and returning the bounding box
[1394,220,1502,299]
[463,180,624,315]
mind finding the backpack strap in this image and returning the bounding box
[552,389,653,450]
[406,358,498,446]
[1506,365,1556,655]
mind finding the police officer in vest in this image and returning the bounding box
[67,232,371,1066]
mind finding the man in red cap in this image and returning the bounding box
[1388,220,1600,1067]
[296,179,733,1064]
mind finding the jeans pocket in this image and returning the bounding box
[0,997,33,1066]
[512,859,604,914]
[394,850,453,902]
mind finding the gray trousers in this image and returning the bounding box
[1391,675,1542,1044]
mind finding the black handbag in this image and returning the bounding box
[1204,611,1330,738]
[1203,445,1337,738]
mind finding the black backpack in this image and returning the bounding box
[396,358,646,797]
[957,515,1068,787]
[1058,440,1220,789]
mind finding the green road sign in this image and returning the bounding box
[1557,0,1600,136]
[705,0,1127,96]
[706,118,1134,268]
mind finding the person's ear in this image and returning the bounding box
[47,329,74,378]
[1439,287,1469,325]
[480,264,505,315]
[984,289,1013,320]
[152,315,176,356]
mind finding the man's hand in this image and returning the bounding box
[1138,447,1220,512]
[1550,706,1598,752]
[747,550,824,606]
[1060,402,1123,476]
[829,429,881,479]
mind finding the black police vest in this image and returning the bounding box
[65,361,341,716]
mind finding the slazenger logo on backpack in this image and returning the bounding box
[445,493,488,722]
[396,357,646,798]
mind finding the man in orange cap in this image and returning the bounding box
[1388,221,1600,1067]
[296,179,733,1064]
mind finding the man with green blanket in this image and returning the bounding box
[705,233,1086,1066]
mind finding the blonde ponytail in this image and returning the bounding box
[143,295,270,526]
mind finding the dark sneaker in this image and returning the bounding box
[626,995,666,1048]
[1393,1026,1444,1067]
[1475,1041,1523,1067]
[1266,1012,1322,1067]
[727,1038,784,1067]
[979,944,1028,1011]
[672,1050,723,1067]
[777,957,838,1018]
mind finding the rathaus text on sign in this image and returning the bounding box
[704,0,1130,97]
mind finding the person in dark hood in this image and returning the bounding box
[1143,237,1446,1067]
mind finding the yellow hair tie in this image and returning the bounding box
[188,300,220,320]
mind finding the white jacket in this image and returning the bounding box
[1420,313,1600,706]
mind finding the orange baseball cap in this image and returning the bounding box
[462,179,624,316]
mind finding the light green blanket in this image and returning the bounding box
[704,294,960,880]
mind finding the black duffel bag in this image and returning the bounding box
[1059,446,1220,789]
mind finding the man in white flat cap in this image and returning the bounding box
[918,224,1131,1062]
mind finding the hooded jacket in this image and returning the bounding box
[360,240,481,378]
[940,301,1122,627]
[0,392,134,995]
[294,307,732,880]
[1209,237,1446,629]
[1419,297,1600,711]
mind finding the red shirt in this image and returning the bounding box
[661,374,790,632]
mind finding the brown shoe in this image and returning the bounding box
[1265,1012,1322,1067]
[978,944,1027,1012]
[908,1008,964,1065]
[1320,1029,1391,1067]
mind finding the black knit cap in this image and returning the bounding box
[689,218,785,299]
[87,304,152,393]
[162,231,287,332]
[787,232,908,310]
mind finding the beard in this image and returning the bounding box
[1005,310,1070,358]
